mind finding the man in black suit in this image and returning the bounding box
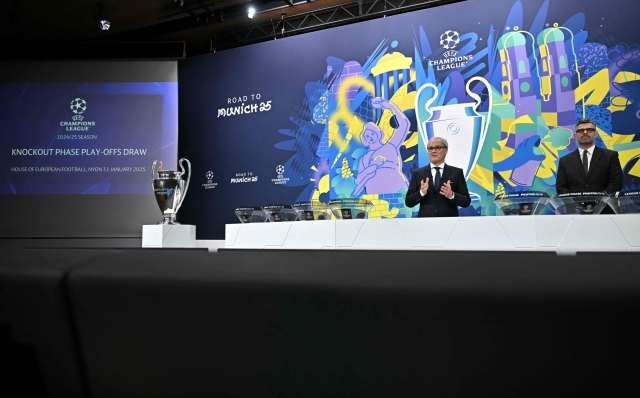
[556,118,623,195]
[405,137,471,217]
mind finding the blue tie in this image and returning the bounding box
[434,167,442,192]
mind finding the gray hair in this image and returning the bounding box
[427,136,449,148]
[576,118,597,128]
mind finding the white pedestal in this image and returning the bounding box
[142,224,196,248]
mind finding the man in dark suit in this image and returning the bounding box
[556,118,623,195]
[405,137,471,217]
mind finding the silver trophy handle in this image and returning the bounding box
[414,82,439,153]
[176,158,191,212]
[151,160,163,189]
[465,76,492,180]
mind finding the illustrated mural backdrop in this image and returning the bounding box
[178,0,640,239]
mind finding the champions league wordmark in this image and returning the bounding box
[217,93,272,118]
[429,54,475,71]
[60,121,96,131]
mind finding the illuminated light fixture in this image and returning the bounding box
[248,7,255,19]
[95,4,110,31]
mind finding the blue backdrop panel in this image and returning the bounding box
[178,0,640,239]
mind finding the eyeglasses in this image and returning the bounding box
[575,128,596,134]
[427,146,447,152]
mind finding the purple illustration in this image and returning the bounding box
[352,97,410,196]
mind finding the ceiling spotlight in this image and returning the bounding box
[95,4,110,31]
[248,7,255,19]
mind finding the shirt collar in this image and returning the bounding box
[580,145,595,156]
[430,162,446,169]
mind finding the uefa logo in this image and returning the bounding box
[202,170,218,189]
[70,98,87,121]
[272,165,289,185]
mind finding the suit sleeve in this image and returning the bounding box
[449,169,471,208]
[604,151,623,194]
[555,157,568,194]
[405,170,423,208]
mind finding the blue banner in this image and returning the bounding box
[178,0,640,238]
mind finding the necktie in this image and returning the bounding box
[582,150,588,175]
[434,167,442,191]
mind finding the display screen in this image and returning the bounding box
[0,61,178,237]
[1,82,177,194]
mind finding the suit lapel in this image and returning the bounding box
[441,164,451,184]
[425,166,435,190]
[588,147,603,180]
[572,149,587,180]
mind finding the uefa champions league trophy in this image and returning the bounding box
[151,158,191,225]
[415,76,492,181]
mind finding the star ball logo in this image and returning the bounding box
[70,98,87,120]
[61,97,96,131]
[202,170,218,189]
[272,165,289,185]
[440,30,460,51]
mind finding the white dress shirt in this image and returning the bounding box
[579,145,595,172]
[420,162,454,199]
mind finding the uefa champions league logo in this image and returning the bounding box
[70,98,87,121]
[202,170,218,189]
[272,165,289,185]
[428,29,474,70]
[60,97,95,131]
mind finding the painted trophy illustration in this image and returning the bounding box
[151,158,191,225]
[415,76,492,182]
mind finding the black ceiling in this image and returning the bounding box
[1,0,465,59]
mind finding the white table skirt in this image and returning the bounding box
[225,215,640,254]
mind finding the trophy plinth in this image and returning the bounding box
[549,192,610,215]
[606,191,640,214]
[494,191,550,216]
[293,201,333,221]
[328,199,373,220]
[152,159,191,225]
